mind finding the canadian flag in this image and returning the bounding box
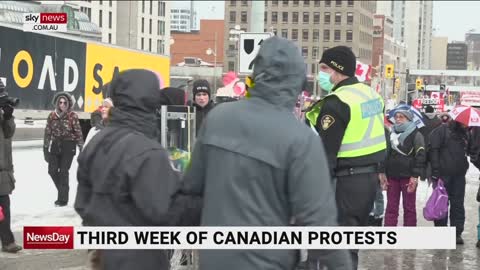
[355,61,372,82]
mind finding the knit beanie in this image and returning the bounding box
[192,79,211,98]
[319,46,357,77]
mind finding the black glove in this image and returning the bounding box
[2,105,13,120]
[43,148,50,163]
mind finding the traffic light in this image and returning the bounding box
[385,64,394,79]
[416,78,423,90]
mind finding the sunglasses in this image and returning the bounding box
[59,101,67,104]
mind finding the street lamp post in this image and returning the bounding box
[206,32,218,91]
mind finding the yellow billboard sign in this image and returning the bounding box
[84,43,170,112]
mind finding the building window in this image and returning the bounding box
[241,11,247,23]
[229,11,236,23]
[156,40,163,54]
[99,10,102,27]
[304,0,310,6]
[347,12,353,24]
[229,0,236,6]
[336,0,342,6]
[272,0,278,6]
[324,12,330,24]
[293,0,299,6]
[302,29,309,41]
[346,30,353,41]
[149,19,152,34]
[150,0,153,14]
[281,29,288,38]
[283,0,289,6]
[302,47,308,57]
[282,12,288,23]
[141,18,144,33]
[241,0,248,6]
[314,0,321,6]
[325,0,331,7]
[324,29,330,41]
[292,29,298,40]
[303,12,309,24]
[108,11,112,29]
[348,0,354,6]
[264,11,267,23]
[293,12,298,24]
[142,0,145,13]
[272,12,278,23]
[160,1,165,16]
[313,46,319,59]
[335,12,341,24]
[313,29,319,41]
[149,38,152,52]
[108,33,111,43]
[228,61,235,71]
[157,20,160,35]
[141,38,144,50]
[314,12,320,24]
[312,63,316,74]
[334,30,341,41]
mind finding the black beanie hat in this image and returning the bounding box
[319,46,356,77]
[192,79,211,97]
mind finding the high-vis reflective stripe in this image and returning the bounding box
[333,84,386,157]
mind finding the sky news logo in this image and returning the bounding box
[23,226,74,249]
[23,13,67,32]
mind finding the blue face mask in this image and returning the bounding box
[317,71,334,93]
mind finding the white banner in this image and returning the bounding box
[72,227,456,250]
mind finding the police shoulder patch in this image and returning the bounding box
[320,114,335,130]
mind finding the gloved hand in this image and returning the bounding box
[2,105,14,120]
[43,147,50,163]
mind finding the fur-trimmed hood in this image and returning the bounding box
[52,92,74,112]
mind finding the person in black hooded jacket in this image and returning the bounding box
[74,69,200,270]
[188,79,215,135]
[429,119,469,244]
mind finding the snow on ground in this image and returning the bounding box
[10,146,82,231]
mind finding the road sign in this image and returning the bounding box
[239,32,273,74]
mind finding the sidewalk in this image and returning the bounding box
[0,232,87,270]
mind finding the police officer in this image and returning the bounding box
[306,46,387,269]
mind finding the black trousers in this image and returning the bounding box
[434,175,466,236]
[48,151,75,204]
[335,172,378,270]
[0,195,15,247]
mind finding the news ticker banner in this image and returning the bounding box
[23,226,456,250]
[23,13,67,32]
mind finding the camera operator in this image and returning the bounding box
[0,80,21,253]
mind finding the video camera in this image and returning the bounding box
[0,78,20,108]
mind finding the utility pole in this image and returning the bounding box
[250,0,265,32]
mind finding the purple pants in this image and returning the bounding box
[384,177,417,226]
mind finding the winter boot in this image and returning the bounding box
[2,243,22,253]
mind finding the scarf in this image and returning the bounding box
[390,121,416,155]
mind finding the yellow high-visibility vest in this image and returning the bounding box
[306,83,386,158]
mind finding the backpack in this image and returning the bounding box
[423,179,449,221]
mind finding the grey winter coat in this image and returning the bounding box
[0,115,16,196]
[182,36,352,270]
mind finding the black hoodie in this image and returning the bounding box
[74,69,199,270]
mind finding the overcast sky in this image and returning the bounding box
[173,1,480,42]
